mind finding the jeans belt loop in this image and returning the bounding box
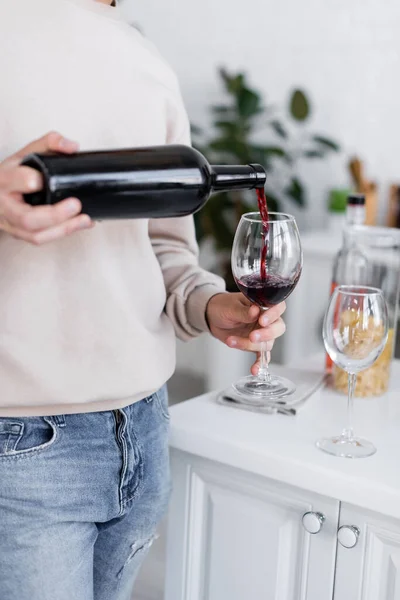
[52,415,66,428]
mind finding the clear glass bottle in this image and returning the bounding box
[326,194,367,373]
[331,226,400,397]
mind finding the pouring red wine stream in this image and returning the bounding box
[236,189,300,308]
[257,188,269,281]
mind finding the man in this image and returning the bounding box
[0,1,286,598]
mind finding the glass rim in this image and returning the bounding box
[335,284,383,297]
[241,211,296,223]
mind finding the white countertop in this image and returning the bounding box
[169,357,400,520]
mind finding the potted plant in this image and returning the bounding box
[193,68,340,291]
[191,69,340,390]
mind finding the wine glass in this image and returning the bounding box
[317,285,388,458]
[231,212,303,404]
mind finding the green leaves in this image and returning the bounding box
[211,105,236,121]
[303,135,340,159]
[247,144,289,171]
[237,88,261,118]
[220,69,245,95]
[258,146,288,158]
[190,124,203,136]
[209,138,251,164]
[192,68,342,253]
[285,177,305,206]
[303,150,325,159]
[270,120,288,139]
[264,192,280,213]
[218,68,262,119]
[312,135,340,152]
[290,89,310,121]
[195,192,236,252]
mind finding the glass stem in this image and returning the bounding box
[343,373,357,441]
[258,344,272,384]
[258,308,272,384]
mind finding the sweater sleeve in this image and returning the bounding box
[148,84,226,341]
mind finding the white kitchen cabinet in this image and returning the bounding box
[165,361,400,600]
[165,452,338,600]
[334,504,400,600]
[166,454,400,600]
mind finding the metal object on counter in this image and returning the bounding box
[216,374,326,416]
[220,395,296,416]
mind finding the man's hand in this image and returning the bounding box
[206,292,286,375]
[0,131,94,245]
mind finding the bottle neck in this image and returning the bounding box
[346,203,366,227]
[212,164,266,192]
[342,203,366,249]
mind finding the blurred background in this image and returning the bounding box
[121,0,400,402]
[117,2,400,598]
[121,0,398,224]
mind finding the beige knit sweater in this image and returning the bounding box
[0,0,225,416]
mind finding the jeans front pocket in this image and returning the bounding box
[0,421,23,454]
[153,386,170,423]
[0,416,58,459]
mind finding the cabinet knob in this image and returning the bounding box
[302,511,326,534]
[337,525,360,548]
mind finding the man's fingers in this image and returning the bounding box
[0,213,94,245]
[249,318,286,345]
[227,318,285,349]
[0,195,82,231]
[9,131,79,163]
[0,166,43,194]
[19,198,82,232]
[227,337,275,353]
[229,296,286,327]
[21,198,83,231]
[228,293,260,324]
[29,214,94,244]
[0,132,86,245]
[259,301,286,327]
[227,316,286,351]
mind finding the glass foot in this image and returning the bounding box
[316,435,376,459]
[232,374,296,405]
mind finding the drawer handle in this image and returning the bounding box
[302,511,326,534]
[337,525,360,548]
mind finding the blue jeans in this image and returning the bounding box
[0,387,171,600]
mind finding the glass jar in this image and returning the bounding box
[332,226,400,397]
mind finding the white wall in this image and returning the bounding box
[122,0,400,229]
[121,0,400,382]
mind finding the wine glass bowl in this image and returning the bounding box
[231,212,303,403]
[233,213,302,306]
[318,285,389,458]
[325,289,388,371]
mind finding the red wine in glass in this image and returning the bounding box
[256,189,269,280]
[237,272,300,308]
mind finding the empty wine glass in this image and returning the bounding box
[231,212,303,404]
[317,285,388,458]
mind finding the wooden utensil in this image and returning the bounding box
[386,184,400,228]
[348,157,378,225]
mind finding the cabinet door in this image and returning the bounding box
[334,503,400,599]
[165,451,339,600]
